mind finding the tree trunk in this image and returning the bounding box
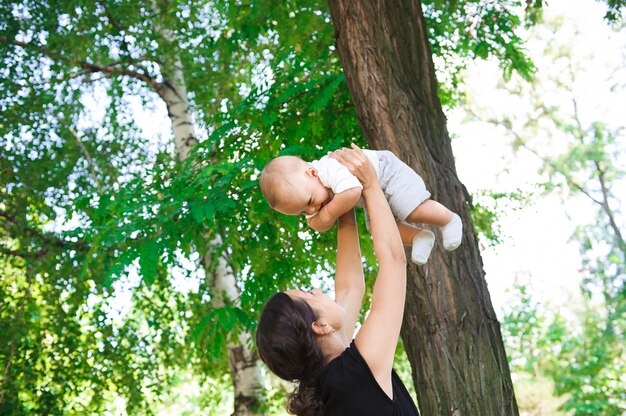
[204,236,264,416]
[152,5,264,414]
[327,1,518,415]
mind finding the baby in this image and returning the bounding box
[259,146,462,264]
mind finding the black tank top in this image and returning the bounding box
[319,340,420,416]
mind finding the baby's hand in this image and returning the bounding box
[307,211,335,232]
[306,186,359,232]
[329,144,378,190]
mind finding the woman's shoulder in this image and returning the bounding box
[321,341,363,381]
[320,340,390,400]
[320,341,420,415]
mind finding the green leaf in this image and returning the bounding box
[189,201,204,224]
[203,202,215,220]
[139,239,159,284]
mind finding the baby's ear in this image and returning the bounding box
[305,166,318,177]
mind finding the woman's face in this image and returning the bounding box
[285,288,345,332]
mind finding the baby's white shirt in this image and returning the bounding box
[311,149,380,195]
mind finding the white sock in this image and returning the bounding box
[441,213,462,251]
[411,230,435,265]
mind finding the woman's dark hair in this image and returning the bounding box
[256,292,325,416]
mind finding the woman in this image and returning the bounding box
[256,145,419,415]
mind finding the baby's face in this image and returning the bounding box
[274,169,331,217]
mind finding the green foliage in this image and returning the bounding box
[423,0,540,106]
[0,256,188,415]
[154,372,235,416]
[393,340,419,406]
[502,280,626,415]
[1,1,353,412]
[469,189,529,248]
[488,8,626,414]
[501,282,566,375]
[511,374,568,416]
[603,0,626,21]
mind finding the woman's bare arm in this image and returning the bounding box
[330,145,407,399]
[333,208,365,340]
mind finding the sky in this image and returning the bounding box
[448,0,626,315]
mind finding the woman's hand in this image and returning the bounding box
[329,144,378,191]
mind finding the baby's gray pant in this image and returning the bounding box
[361,150,431,226]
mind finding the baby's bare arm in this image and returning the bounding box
[307,187,362,232]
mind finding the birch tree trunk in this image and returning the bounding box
[204,236,265,415]
[151,5,264,414]
[327,1,518,415]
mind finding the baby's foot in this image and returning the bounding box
[441,213,462,251]
[411,230,435,265]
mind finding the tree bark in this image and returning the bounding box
[151,4,264,414]
[204,236,264,416]
[327,1,518,415]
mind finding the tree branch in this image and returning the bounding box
[0,210,88,252]
[70,127,102,190]
[63,123,103,192]
[594,160,626,252]
[473,112,605,207]
[99,0,133,60]
[519,140,603,205]
[0,245,49,259]
[571,96,586,142]
[569,91,624,251]
[0,35,163,93]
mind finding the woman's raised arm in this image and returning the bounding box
[330,145,407,399]
[334,209,365,341]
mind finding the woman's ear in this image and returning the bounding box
[311,321,334,336]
